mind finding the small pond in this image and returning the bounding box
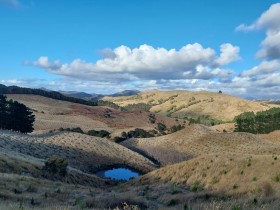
[96,167,141,181]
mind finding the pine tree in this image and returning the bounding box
[0,95,35,133]
[0,95,8,129]
[8,101,35,133]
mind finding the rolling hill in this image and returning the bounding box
[2,91,280,209]
[6,94,182,133]
[104,90,279,121]
[0,130,156,173]
[121,124,280,166]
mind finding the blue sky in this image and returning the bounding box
[0,0,280,98]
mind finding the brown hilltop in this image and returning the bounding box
[104,90,279,121]
[6,94,181,133]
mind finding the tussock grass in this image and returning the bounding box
[104,90,279,121]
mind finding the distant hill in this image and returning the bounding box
[6,94,182,133]
[0,84,7,88]
[104,90,279,121]
[60,89,140,100]
[110,90,140,97]
[0,84,121,110]
[60,91,96,99]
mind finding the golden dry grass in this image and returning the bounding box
[0,130,156,173]
[121,124,280,166]
[3,93,280,209]
[211,123,235,133]
[6,94,180,133]
[104,90,279,121]
[116,124,280,209]
[258,130,280,143]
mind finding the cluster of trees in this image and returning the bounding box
[170,124,184,133]
[0,95,35,133]
[123,103,152,111]
[186,115,223,126]
[57,127,110,138]
[113,123,184,143]
[114,128,156,143]
[0,85,123,110]
[234,108,280,134]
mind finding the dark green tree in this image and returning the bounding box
[234,108,280,134]
[0,96,35,133]
[7,100,35,133]
[0,95,8,129]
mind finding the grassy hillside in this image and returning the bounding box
[104,90,278,121]
[118,125,280,209]
[0,130,156,173]
[2,93,280,209]
[6,94,181,133]
[121,124,280,166]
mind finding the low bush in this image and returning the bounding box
[87,130,110,138]
[42,157,68,180]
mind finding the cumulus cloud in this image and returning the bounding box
[28,43,239,83]
[214,43,240,66]
[232,3,280,98]
[235,3,280,32]
[240,60,280,77]
[30,56,62,70]
[236,3,280,60]
[257,31,280,59]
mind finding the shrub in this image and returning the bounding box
[232,205,241,210]
[121,131,128,138]
[272,173,280,182]
[232,184,239,190]
[170,124,184,133]
[211,177,219,184]
[42,157,68,179]
[148,113,156,124]
[87,129,110,138]
[157,123,166,133]
[123,103,152,111]
[127,128,153,138]
[113,136,127,143]
[71,127,84,133]
[167,199,178,206]
[191,180,202,192]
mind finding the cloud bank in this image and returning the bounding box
[28,43,239,83]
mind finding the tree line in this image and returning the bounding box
[0,85,123,110]
[0,95,35,133]
[234,107,280,134]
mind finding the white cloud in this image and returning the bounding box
[240,60,280,77]
[33,56,61,69]
[257,31,280,59]
[215,43,240,66]
[235,24,256,32]
[235,3,280,32]
[231,3,280,98]
[236,3,280,60]
[28,43,239,82]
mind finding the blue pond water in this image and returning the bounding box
[96,167,140,181]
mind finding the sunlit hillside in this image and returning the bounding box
[104,90,278,121]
